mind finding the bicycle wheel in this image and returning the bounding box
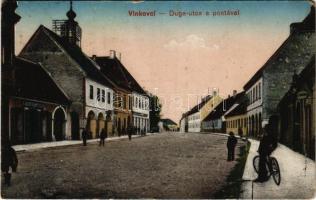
[253,155,260,173]
[271,157,281,185]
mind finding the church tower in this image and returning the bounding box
[52,1,82,47]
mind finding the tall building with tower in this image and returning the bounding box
[19,1,117,139]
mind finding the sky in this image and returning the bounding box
[15,1,312,123]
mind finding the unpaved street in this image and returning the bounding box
[2,133,245,198]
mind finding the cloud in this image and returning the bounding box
[164,34,219,50]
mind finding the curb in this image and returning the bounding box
[13,133,159,153]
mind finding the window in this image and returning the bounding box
[136,97,138,108]
[129,96,132,110]
[249,91,252,104]
[97,88,100,101]
[89,85,94,100]
[123,95,127,109]
[102,90,105,102]
[139,98,141,108]
[253,88,255,103]
[259,83,261,99]
[107,92,111,104]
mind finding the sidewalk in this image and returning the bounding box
[12,133,158,152]
[241,139,315,199]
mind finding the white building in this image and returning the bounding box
[132,92,150,134]
[188,112,201,132]
[245,78,263,137]
[85,78,114,138]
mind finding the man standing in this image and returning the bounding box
[99,128,107,146]
[1,141,18,186]
[227,132,238,161]
[82,129,88,146]
[127,124,133,141]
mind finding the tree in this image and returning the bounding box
[149,94,162,131]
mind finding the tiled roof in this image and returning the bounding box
[13,57,70,105]
[225,101,247,118]
[184,95,213,117]
[39,25,116,89]
[203,92,245,121]
[93,56,146,94]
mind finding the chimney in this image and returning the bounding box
[233,90,237,97]
[212,87,218,97]
[92,54,96,61]
[109,50,116,59]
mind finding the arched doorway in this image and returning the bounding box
[53,108,66,141]
[87,111,96,139]
[106,111,112,136]
[248,116,251,136]
[97,113,105,138]
[127,116,131,127]
[71,112,80,140]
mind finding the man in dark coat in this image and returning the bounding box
[82,129,88,146]
[227,132,238,161]
[99,128,107,146]
[254,123,278,182]
[1,141,18,186]
[127,124,133,141]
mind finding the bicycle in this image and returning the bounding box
[253,154,281,185]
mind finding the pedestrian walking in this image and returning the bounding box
[227,132,238,161]
[82,129,88,146]
[99,128,107,146]
[1,141,18,186]
[127,124,133,141]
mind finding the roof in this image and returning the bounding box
[243,6,315,90]
[29,25,116,89]
[13,57,70,105]
[160,118,177,126]
[185,95,213,117]
[203,92,245,121]
[93,56,146,95]
[225,101,247,118]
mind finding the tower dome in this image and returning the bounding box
[66,1,76,20]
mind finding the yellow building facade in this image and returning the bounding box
[113,89,132,137]
[225,103,248,137]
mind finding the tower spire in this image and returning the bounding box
[70,0,72,10]
[66,0,76,20]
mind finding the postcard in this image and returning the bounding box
[1,0,315,199]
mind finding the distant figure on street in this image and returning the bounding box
[99,128,107,146]
[82,129,88,146]
[127,124,133,141]
[1,141,18,186]
[254,122,278,182]
[227,132,238,161]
